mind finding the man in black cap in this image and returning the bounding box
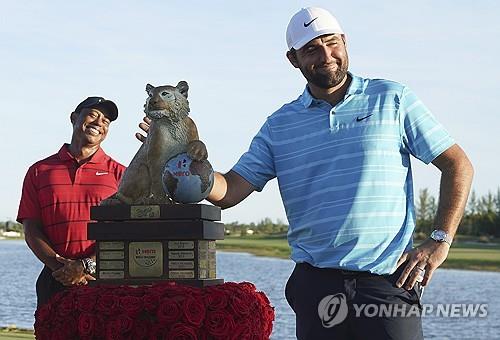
[17,97,126,306]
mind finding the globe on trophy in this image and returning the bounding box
[162,152,215,204]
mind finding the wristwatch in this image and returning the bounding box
[430,229,453,246]
[81,257,96,275]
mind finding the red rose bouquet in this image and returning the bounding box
[34,282,275,340]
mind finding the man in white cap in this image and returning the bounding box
[136,6,473,339]
[206,6,473,339]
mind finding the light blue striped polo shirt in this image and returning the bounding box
[232,73,455,275]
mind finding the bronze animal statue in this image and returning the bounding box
[102,81,207,205]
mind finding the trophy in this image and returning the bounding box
[91,81,223,287]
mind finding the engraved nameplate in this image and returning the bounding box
[169,251,194,259]
[209,258,216,269]
[198,260,208,269]
[130,205,160,219]
[199,269,208,279]
[99,270,125,279]
[100,251,124,260]
[198,241,209,251]
[169,270,195,279]
[168,241,194,250]
[100,261,124,270]
[99,241,124,250]
[169,261,195,269]
[129,242,163,277]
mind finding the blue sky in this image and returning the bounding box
[1,1,498,224]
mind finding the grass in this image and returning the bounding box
[218,235,500,272]
[0,328,34,340]
[217,236,291,258]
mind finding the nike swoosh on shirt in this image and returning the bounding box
[95,171,109,176]
[303,17,318,27]
[356,114,373,122]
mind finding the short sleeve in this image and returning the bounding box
[399,87,455,164]
[231,121,276,191]
[17,165,41,223]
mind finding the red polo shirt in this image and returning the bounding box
[17,144,125,258]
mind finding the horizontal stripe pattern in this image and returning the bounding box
[17,144,125,258]
[232,73,454,274]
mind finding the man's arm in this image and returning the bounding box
[208,170,256,209]
[23,219,62,271]
[396,144,474,289]
[135,117,256,208]
[23,219,93,286]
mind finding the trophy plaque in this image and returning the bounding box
[88,204,224,287]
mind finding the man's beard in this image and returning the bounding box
[301,59,349,89]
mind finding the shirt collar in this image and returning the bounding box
[300,72,364,108]
[57,144,108,164]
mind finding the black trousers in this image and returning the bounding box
[35,266,66,307]
[285,263,424,340]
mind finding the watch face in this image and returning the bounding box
[432,230,446,241]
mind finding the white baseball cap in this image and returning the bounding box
[286,7,344,50]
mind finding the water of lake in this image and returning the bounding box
[0,240,499,339]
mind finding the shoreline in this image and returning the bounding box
[217,247,500,273]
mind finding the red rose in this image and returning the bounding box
[204,288,228,311]
[119,295,143,317]
[78,312,96,337]
[143,293,161,313]
[76,292,97,313]
[166,323,198,340]
[105,318,123,340]
[131,318,152,340]
[58,315,78,339]
[35,303,51,323]
[156,297,181,324]
[117,314,134,334]
[57,293,75,317]
[239,282,257,293]
[182,296,206,327]
[96,294,120,316]
[94,315,107,339]
[262,305,275,338]
[205,311,235,337]
[230,321,254,340]
[256,291,271,306]
[229,290,254,317]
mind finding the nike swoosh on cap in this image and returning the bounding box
[304,17,318,27]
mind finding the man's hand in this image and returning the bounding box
[187,140,208,161]
[135,116,151,142]
[52,254,91,286]
[396,239,450,290]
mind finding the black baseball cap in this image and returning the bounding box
[74,97,119,121]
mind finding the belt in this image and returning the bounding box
[296,262,375,277]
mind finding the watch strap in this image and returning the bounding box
[81,257,96,275]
